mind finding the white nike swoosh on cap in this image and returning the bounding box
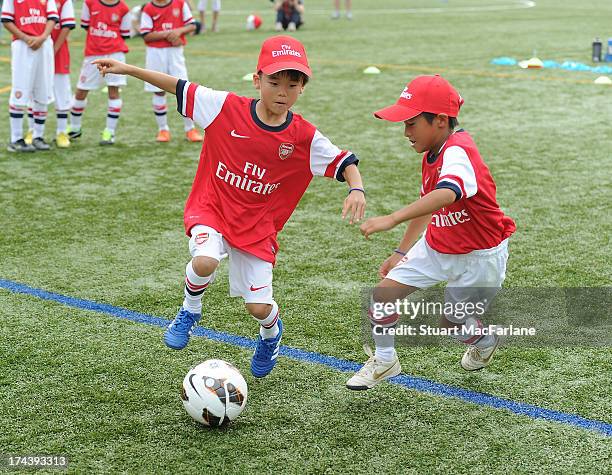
[230,130,250,139]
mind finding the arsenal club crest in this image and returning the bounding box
[172,8,180,17]
[112,13,119,22]
[195,233,209,245]
[278,143,294,160]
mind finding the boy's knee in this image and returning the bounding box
[74,89,88,100]
[246,303,272,320]
[108,86,120,99]
[191,256,218,277]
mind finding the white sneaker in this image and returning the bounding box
[461,335,502,371]
[275,22,283,31]
[346,346,401,390]
[288,22,296,32]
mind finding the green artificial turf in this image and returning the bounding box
[1,0,611,473]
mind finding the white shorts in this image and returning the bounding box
[77,52,127,90]
[53,74,72,111]
[144,46,188,92]
[10,38,54,107]
[387,236,509,322]
[189,225,274,304]
[197,0,220,12]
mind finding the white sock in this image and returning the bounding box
[9,105,24,142]
[256,301,279,339]
[32,102,47,139]
[152,94,168,130]
[56,110,69,134]
[183,116,195,132]
[182,260,212,314]
[374,346,396,362]
[370,300,398,362]
[70,98,87,130]
[106,98,122,133]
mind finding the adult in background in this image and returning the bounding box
[273,0,304,32]
[331,0,351,20]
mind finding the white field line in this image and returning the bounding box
[222,1,536,16]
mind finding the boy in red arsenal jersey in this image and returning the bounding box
[24,0,74,148]
[2,0,58,152]
[347,75,516,390]
[49,0,74,147]
[68,0,131,145]
[92,36,366,378]
[140,0,203,143]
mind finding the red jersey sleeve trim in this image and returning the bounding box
[324,150,349,178]
[185,82,198,119]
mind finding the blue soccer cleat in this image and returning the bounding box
[251,318,283,378]
[164,307,201,350]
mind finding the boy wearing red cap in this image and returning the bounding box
[92,36,366,378]
[347,75,515,390]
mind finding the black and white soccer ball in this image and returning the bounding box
[181,359,248,427]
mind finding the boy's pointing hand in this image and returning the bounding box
[92,58,128,77]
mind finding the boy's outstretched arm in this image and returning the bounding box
[360,188,455,239]
[92,58,178,94]
[341,164,366,225]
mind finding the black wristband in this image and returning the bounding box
[348,187,366,196]
[394,248,407,256]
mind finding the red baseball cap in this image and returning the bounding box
[257,35,312,78]
[374,75,464,122]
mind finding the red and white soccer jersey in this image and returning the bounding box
[51,0,75,74]
[420,130,515,254]
[1,0,59,39]
[140,0,194,48]
[176,80,358,264]
[81,0,130,56]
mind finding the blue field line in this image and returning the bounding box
[1,278,611,437]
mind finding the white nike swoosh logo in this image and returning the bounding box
[230,130,250,139]
[152,15,160,20]
[91,11,100,14]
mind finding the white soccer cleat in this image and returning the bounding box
[461,335,502,371]
[346,346,401,390]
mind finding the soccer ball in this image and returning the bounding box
[246,14,262,30]
[181,359,248,427]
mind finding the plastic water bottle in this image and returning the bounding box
[606,38,612,62]
[592,37,602,62]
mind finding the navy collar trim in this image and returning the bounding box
[250,99,293,132]
[426,129,465,164]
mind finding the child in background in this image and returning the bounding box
[68,0,131,145]
[2,0,58,152]
[140,0,202,142]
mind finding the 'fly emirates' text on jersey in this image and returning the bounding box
[176,80,359,264]
[421,130,515,254]
[1,0,59,39]
[140,0,194,48]
[81,0,130,56]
